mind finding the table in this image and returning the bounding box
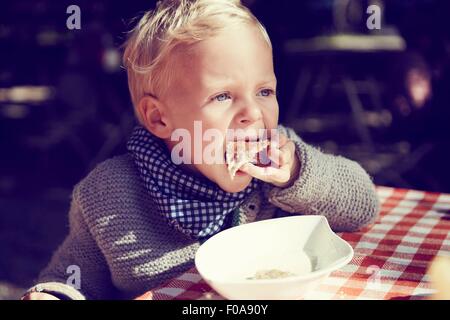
[139,186,450,300]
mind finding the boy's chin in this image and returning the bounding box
[215,176,253,193]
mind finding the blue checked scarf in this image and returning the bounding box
[127,126,261,240]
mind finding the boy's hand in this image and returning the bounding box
[240,133,300,188]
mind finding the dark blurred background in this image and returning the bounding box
[1,0,449,299]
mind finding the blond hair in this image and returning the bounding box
[122,0,272,123]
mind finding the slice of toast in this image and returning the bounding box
[226,140,270,179]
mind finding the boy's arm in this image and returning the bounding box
[267,126,380,232]
[22,185,118,300]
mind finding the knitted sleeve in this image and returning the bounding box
[267,126,380,232]
[23,185,118,300]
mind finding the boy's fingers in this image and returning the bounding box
[279,141,295,162]
[240,163,273,181]
[279,148,292,166]
[269,140,295,166]
[269,131,287,149]
[276,133,288,148]
[240,162,290,183]
[267,147,282,166]
[268,141,294,167]
[269,130,279,147]
[279,134,288,146]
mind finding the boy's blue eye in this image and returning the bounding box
[212,89,274,102]
[259,89,275,97]
[214,93,231,102]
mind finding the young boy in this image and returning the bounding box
[22,0,379,300]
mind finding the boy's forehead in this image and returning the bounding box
[175,25,274,89]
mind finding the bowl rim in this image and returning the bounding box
[194,215,354,285]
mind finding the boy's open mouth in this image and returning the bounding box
[224,138,270,179]
[223,135,263,160]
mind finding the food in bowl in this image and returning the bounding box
[246,269,297,280]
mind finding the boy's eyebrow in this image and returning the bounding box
[204,76,277,91]
[204,79,234,90]
[257,76,277,86]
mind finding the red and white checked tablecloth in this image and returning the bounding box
[140,186,450,300]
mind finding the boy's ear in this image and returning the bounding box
[137,95,173,139]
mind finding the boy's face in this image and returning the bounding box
[163,24,278,193]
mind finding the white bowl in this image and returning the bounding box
[195,215,354,300]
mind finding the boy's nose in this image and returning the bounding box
[236,101,262,125]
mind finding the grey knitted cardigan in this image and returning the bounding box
[26,126,380,300]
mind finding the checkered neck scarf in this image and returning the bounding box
[127,126,261,240]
